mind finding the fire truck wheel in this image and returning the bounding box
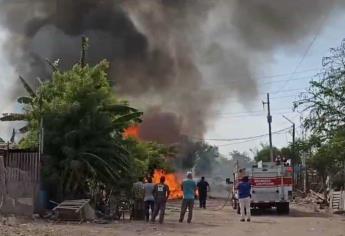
[277,203,289,214]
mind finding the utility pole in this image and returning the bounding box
[282,115,296,161]
[263,93,273,162]
[301,128,307,193]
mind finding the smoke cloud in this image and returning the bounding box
[0,0,343,142]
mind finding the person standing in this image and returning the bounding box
[179,172,197,223]
[151,176,170,224]
[132,177,145,220]
[144,177,155,222]
[197,177,210,209]
[237,176,251,222]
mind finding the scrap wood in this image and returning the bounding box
[310,190,325,201]
[53,199,95,221]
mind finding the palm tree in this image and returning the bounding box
[0,76,36,133]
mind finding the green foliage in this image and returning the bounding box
[173,138,218,172]
[35,60,143,198]
[194,143,219,176]
[0,113,28,122]
[0,76,38,136]
[126,139,175,178]
[1,38,175,199]
[254,144,280,162]
[295,39,345,189]
[230,150,252,168]
[307,129,345,189]
[19,76,36,98]
[295,39,345,139]
[170,138,218,174]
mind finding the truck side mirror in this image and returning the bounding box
[226,178,233,185]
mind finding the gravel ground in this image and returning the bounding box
[1,200,344,236]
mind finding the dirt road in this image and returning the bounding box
[1,200,344,236]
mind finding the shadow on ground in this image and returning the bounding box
[250,207,329,218]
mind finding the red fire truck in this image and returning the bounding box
[232,161,293,214]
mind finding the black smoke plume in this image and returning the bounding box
[0,0,343,143]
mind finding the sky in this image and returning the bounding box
[205,13,345,157]
[0,29,16,141]
[0,7,345,158]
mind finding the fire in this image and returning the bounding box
[153,169,183,200]
[124,125,140,139]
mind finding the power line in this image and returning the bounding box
[270,94,300,100]
[217,87,308,101]
[207,74,315,89]
[215,108,291,116]
[191,127,291,142]
[274,14,328,94]
[218,132,288,147]
[204,68,320,87]
[260,75,314,85]
[255,68,320,79]
[216,110,294,118]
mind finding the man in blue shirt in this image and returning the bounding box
[179,172,197,223]
[237,176,251,222]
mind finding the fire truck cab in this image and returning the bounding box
[232,161,293,214]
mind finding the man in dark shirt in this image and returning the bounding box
[197,177,210,209]
[237,176,251,222]
[151,176,170,224]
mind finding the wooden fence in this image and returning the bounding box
[0,149,40,215]
[2,149,40,182]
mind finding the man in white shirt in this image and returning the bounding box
[144,177,155,222]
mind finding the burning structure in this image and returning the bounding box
[153,169,183,200]
[123,125,140,139]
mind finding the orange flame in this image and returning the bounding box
[153,169,183,200]
[124,125,140,139]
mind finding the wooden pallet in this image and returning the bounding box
[53,199,93,221]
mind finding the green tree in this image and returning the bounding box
[2,58,143,199]
[254,145,280,162]
[194,143,219,176]
[229,150,252,168]
[295,39,345,139]
[40,60,142,199]
[1,38,177,200]
[127,139,175,178]
[1,76,39,135]
[294,39,345,190]
[173,137,202,170]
